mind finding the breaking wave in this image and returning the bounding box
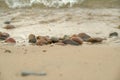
[4,0,84,8]
[0,0,120,9]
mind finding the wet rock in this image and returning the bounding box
[109,32,118,38]
[70,36,83,45]
[87,37,103,43]
[5,38,16,43]
[28,34,36,43]
[62,39,80,46]
[78,33,91,41]
[0,32,10,40]
[4,21,11,24]
[51,37,59,43]
[4,24,15,29]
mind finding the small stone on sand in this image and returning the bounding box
[4,24,15,29]
[4,49,11,53]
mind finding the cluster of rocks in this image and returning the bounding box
[28,33,105,46]
[0,32,16,43]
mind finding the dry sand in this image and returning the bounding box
[0,44,120,80]
[0,8,120,80]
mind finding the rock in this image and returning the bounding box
[4,49,11,53]
[37,36,51,44]
[28,34,36,43]
[4,21,11,24]
[63,35,70,40]
[36,36,51,45]
[0,32,10,40]
[5,38,16,43]
[87,37,103,43]
[50,37,59,43]
[77,33,91,41]
[21,71,47,76]
[62,39,80,46]
[36,38,48,46]
[109,32,118,38]
[4,24,15,29]
[42,50,47,52]
[70,36,83,45]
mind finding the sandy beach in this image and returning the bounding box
[0,44,120,80]
[0,0,120,80]
[0,8,120,45]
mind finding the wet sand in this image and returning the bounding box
[0,8,120,45]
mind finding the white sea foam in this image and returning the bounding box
[5,0,84,8]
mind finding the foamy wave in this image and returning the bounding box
[5,0,84,8]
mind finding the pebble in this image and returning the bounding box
[5,38,16,43]
[71,36,83,45]
[109,32,118,38]
[21,71,47,76]
[0,32,10,40]
[28,34,36,43]
[4,21,11,24]
[4,49,11,53]
[4,24,15,29]
[42,50,47,52]
[51,37,59,43]
[78,33,91,41]
[87,37,103,43]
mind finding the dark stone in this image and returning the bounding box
[0,32,10,40]
[51,37,59,43]
[4,21,11,24]
[28,34,36,43]
[29,39,36,43]
[21,71,47,77]
[5,38,16,43]
[87,37,103,43]
[78,33,91,41]
[109,32,118,38]
[62,39,80,46]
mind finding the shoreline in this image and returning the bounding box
[0,7,120,80]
